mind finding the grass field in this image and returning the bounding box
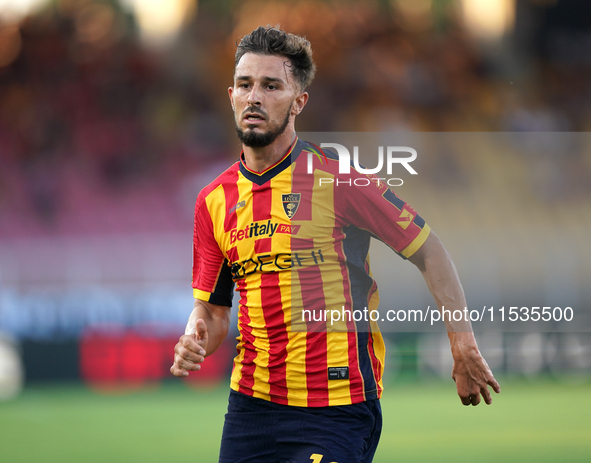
[0,378,589,462]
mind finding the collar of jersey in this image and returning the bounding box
[239,137,303,185]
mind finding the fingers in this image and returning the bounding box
[481,386,492,405]
[489,377,502,394]
[459,391,480,406]
[170,363,191,377]
[170,334,207,377]
[479,374,501,405]
[171,316,210,378]
[452,351,501,406]
[459,391,482,406]
[458,380,500,406]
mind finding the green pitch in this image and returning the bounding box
[0,378,589,462]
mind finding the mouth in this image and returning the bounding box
[243,111,266,124]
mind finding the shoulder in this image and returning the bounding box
[299,139,389,192]
[195,161,241,209]
[298,139,342,176]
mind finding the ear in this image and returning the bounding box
[291,92,309,116]
[228,86,235,111]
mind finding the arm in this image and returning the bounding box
[170,298,231,377]
[408,231,501,405]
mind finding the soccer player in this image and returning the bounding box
[171,26,500,463]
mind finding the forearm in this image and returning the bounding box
[186,299,230,356]
[410,233,477,348]
[409,232,501,403]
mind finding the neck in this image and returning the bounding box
[242,130,296,173]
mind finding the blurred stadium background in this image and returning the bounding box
[0,0,590,461]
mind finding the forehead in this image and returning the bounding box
[234,53,295,85]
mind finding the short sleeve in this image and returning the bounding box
[336,173,431,259]
[192,198,235,306]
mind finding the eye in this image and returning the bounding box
[267,84,277,90]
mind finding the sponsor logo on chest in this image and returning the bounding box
[229,220,301,244]
[230,219,277,244]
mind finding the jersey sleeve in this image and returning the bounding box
[192,197,235,306]
[336,173,431,259]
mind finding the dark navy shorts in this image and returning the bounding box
[218,389,382,463]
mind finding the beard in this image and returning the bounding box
[235,104,292,148]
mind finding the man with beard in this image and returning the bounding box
[171,26,500,463]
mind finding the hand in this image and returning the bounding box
[451,341,501,406]
[170,319,209,377]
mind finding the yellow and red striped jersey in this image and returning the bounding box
[192,137,430,407]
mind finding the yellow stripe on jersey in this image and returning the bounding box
[270,170,308,405]
[326,331,352,406]
[193,288,212,301]
[204,184,226,237]
[247,271,272,401]
[228,175,258,390]
[400,223,431,259]
[309,170,354,405]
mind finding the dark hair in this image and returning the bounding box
[235,26,316,91]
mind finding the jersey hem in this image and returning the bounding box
[193,288,212,301]
[401,223,431,258]
[230,381,382,407]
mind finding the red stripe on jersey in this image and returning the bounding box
[254,237,272,254]
[332,228,353,315]
[260,271,289,404]
[306,331,328,407]
[237,288,257,396]
[299,264,328,406]
[236,276,247,308]
[230,278,247,380]
[291,155,314,221]
[235,181,270,396]
[291,237,315,251]
[193,203,225,293]
[251,183,272,222]
[227,246,239,263]
[223,170,240,233]
[347,330,363,398]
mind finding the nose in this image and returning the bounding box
[247,84,262,106]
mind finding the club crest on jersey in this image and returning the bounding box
[282,193,301,219]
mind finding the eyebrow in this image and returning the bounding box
[235,75,285,84]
